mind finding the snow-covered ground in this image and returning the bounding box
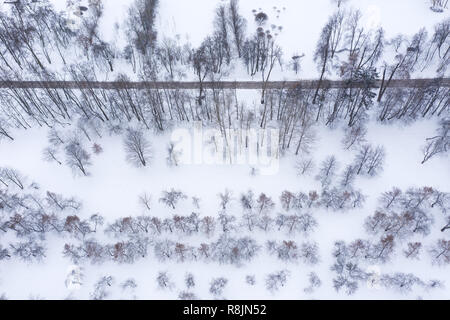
[0,107,448,300]
[0,0,448,300]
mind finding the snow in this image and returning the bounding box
[0,0,449,300]
[0,107,449,299]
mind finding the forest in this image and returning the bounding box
[0,0,448,300]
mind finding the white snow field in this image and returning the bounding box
[0,0,449,300]
[0,114,449,300]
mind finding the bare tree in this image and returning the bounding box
[304,272,322,294]
[227,0,246,58]
[218,189,233,211]
[192,45,211,105]
[256,193,275,214]
[340,165,356,188]
[267,240,299,262]
[265,270,289,292]
[246,275,256,286]
[139,193,152,211]
[300,242,320,265]
[331,241,370,295]
[296,158,315,176]
[422,119,449,164]
[124,127,152,167]
[185,273,195,289]
[10,240,46,262]
[210,277,228,297]
[157,271,174,290]
[403,242,422,259]
[354,144,373,175]
[429,0,449,12]
[365,146,386,176]
[64,137,91,177]
[178,291,197,300]
[121,278,138,291]
[380,273,424,294]
[331,0,349,8]
[379,187,403,210]
[315,155,339,188]
[166,142,182,167]
[91,276,113,300]
[43,147,62,165]
[342,122,367,150]
[0,168,26,189]
[313,10,345,106]
[125,0,159,57]
[442,216,450,232]
[159,189,187,209]
[0,245,10,261]
[214,5,231,64]
[429,239,450,265]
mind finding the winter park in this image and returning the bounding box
[0,0,448,302]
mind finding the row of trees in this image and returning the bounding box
[331,240,445,295]
[62,235,320,267]
[88,269,316,300]
[43,124,156,175]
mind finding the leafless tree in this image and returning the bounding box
[0,168,26,189]
[422,118,449,164]
[246,275,256,286]
[380,273,424,294]
[442,216,450,232]
[367,235,395,263]
[429,239,450,265]
[331,0,349,8]
[267,240,299,262]
[210,277,228,297]
[300,242,320,265]
[313,10,345,105]
[304,272,322,294]
[379,187,403,211]
[185,273,195,289]
[342,122,367,150]
[316,155,338,188]
[365,146,386,176]
[265,270,289,292]
[138,193,152,211]
[10,240,46,262]
[125,0,159,57]
[124,127,152,167]
[157,271,174,290]
[227,0,246,58]
[121,278,138,292]
[218,213,237,233]
[429,0,449,12]
[296,158,315,176]
[331,241,370,295]
[43,147,62,165]
[403,242,422,259]
[178,291,197,300]
[340,165,356,188]
[91,276,113,300]
[166,142,182,167]
[218,189,233,211]
[159,189,187,209]
[256,193,275,214]
[214,5,231,65]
